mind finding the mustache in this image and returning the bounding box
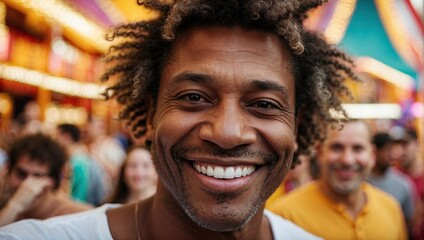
[171,144,278,165]
[330,163,362,171]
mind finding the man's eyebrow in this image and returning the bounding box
[14,167,26,172]
[248,80,288,95]
[169,72,213,88]
[328,142,343,148]
[248,80,289,103]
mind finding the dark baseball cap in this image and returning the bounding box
[373,132,392,149]
[389,126,417,142]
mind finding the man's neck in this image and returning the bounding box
[399,158,423,177]
[372,166,389,176]
[318,180,367,220]
[67,143,79,155]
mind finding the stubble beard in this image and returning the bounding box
[329,164,369,196]
[152,139,277,232]
[331,178,362,196]
[182,192,264,232]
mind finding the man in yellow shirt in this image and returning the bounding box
[269,120,407,240]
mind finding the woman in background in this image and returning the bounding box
[106,146,157,204]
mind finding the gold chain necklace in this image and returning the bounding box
[134,201,142,240]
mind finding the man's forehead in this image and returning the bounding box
[159,26,296,114]
[15,155,49,170]
[172,26,292,64]
[326,122,371,141]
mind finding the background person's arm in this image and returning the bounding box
[0,177,52,226]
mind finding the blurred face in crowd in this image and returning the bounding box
[24,101,40,120]
[55,129,70,147]
[286,154,311,182]
[393,139,418,170]
[375,142,392,173]
[81,117,107,144]
[147,26,297,231]
[318,121,375,196]
[124,148,157,193]
[7,155,52,193]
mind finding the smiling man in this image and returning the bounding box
[146,26,298,234]
[1,1,358,239]
[269,120,408,240]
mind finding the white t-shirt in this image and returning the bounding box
[0,204,321,240]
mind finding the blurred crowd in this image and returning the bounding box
[0,101,158,226]
[0,101,423,240]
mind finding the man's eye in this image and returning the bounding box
[14,170,27,180]
[183,94,202,102]
[255,101,278,109]
[176,92,211,110]
[353,145,364,153]
[329,144,343,152]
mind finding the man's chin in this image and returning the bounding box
[191,216,246,232]
[186,213,253,232]
[377,165,390,173]
[332,182,361,196]
[182,200,262,232]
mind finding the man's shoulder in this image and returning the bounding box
[364,183,403,208]
[371,169,413,190]
[48,194,93,216]
[0,204,120,240]
[267,182,322,218]
[390,168,415,186]
[264,210,322,240]
[271,182,319,206]
[71,153,92,164]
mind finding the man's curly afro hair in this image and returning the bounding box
[101,0,358,166]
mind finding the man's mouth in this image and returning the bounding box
[193,162,256,179]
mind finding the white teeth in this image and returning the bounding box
[242,167,249,176]
[213,167,224,179]
[193,163,255,179]
[207,166,214,176]
[224,167,235,179]
[235,168,242,178]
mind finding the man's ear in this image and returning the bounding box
[315,143,322,156]
[370,144,377,169]
[314,142,324,167]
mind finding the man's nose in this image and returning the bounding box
[340,149,356,164]
[198,102,257,149]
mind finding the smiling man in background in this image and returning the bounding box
[269,120,407,240]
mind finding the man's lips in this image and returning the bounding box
[186,160,262,193]
[193,162,256,179]
[172,146,276,191]
[334,169,357,180]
